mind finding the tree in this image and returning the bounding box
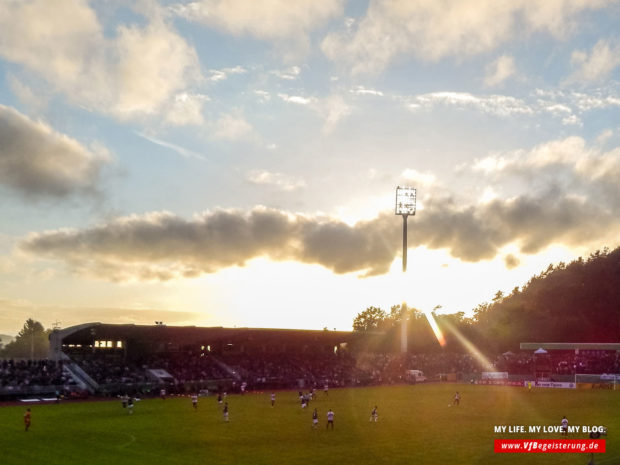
[352,306,388,332]
[0,319,50,359]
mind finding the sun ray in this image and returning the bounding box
[423,310,446,347]
[440,318,492,370]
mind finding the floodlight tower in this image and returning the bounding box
[395,186,416,272]
[395,186,416,353]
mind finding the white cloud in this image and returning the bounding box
[0,0,202,122]
[209,65,247,82]
[165,93,209,126]
[170,0,343,53]
[410,92,533,117]
[566,39,620,84]
[321,0,609,74]
[534,88,620,112]
[278,93,316,105]
[247,170,306,191]
[136,131,205,160]
[322,95,351,133]
[484,55,516,87]
[401,169,437,189]
[350,86,384,96]
[272,66,302,80]
[255,90,271,103]
[213,114,253,140]
[0,104,110,199]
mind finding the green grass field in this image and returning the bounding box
[2,384,618,465]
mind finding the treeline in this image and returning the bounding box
[353,246,620,353]
[0,319,50,359]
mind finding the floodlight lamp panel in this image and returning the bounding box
[395,186,417,215]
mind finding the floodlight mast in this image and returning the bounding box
[395,187,416,272]
[395,186,416,353]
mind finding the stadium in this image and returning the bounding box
[2,312,619,464]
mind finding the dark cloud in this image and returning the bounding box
[18,184,620,282]
[0,104,109,200]
[19,208,399,279]
[504,254,520,269]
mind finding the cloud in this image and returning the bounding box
[135,131,205,160]
[321,0,609,74]
[164,93,209,126]
[208,65,247,82]
[484,55,516,87]
[504,254,520,269]
[278,93,316,105]
[350,86,384,97]
[170,0,343,53]
[246,170,306,191]
[212,113,253,140]
[18,208,399,280]
[322,95,352,133]
[271,66,302,80]
[0,105,110,200]
[409,92,534,117]
[0,0,202,122]
[566,39,620,84]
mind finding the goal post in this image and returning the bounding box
[575,373,619,390]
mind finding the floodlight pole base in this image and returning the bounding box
[402,214,408,272]
[401,302,408,354]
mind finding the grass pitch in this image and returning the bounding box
[2,383,618,465]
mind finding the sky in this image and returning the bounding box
[0,0,619,336]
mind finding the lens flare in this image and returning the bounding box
[423,311,446,347]
[440,319,492,370]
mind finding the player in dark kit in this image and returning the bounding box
[24,408,31,431]
[312,408,319,429]
[223,402,229,422]
[370,406,378,422]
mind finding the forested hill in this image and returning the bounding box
[471,247,620,351]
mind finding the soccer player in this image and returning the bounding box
[453,391,460,406]
[24,408,31,432]
[323,382,329,396]
[527,381,533,392]
[270,392,276,407]
[191,394,198,410]
[223,402,229,422]
[160,388,166,400]
[127,397,134,415]
[312,408,319,429]
[326,408,334,430]
[217,393,223,404]
[561,416,568,435]
[370,406,378,422]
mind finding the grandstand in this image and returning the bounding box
[46,323,354,397]
[2,323,619,401]
[519,342,620,388]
